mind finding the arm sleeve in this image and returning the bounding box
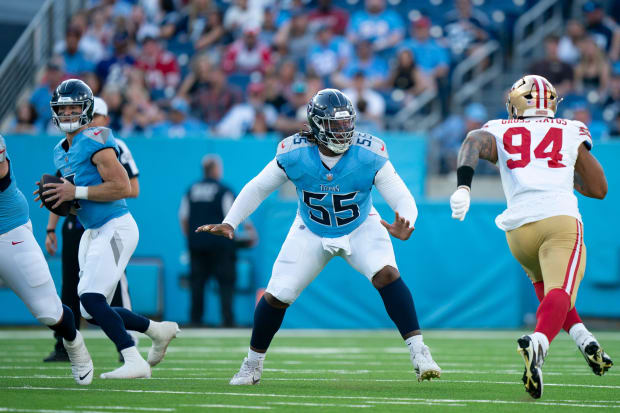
[374,161,418,227]
[222,159,289,229]
[178,194,189,222]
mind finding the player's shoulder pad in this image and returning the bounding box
[81,126,114,145]
[276,133,314,156]
[566,119,593,150]
[351,131,388,159]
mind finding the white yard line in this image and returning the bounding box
[74,407,174,412]
[179,405,270,410]
[4,387,620,410]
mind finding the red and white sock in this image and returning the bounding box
[534,288,570,343]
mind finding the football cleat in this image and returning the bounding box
[101,346,151,379]
[43,347,70,362]
[145,321,180,367]
[63,331,94,385]
[579,340,613,376]
[517,335,546,399]
[410,344,441,382]
[230,357,263,385]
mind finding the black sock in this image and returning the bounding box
[80,293,134,352]
[250,296,286,351]
[112,307,150,333]
[49,305,77,342]
[378,277,420,338]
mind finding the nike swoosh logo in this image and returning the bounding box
[79,370,92,381]
[380,144,385,151]
[0,149,5,154]
[252,378,260,384]
[94,130,102,136]
[12,241,24,245]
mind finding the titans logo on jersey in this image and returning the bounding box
[53,126,128,229]
[276,131,388,238]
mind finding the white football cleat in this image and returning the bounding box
[410,344,441,381]
[145,321,180,367]
[100,346,151,379]
[578,339,613,376]
[230,357,263,385]
[517,334,547,399]
[63,331,94,385]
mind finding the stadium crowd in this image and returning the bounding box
[5,0,620,172]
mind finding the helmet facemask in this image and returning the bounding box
[52,100,93,133]
[313,111,356,154]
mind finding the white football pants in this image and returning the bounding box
[77,213,138,319]
[266,207,398,304]
[0,221,63,325]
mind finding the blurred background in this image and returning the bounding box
[0,0,618,330]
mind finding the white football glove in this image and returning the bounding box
[0,134,6,163]
[450,186,471,221]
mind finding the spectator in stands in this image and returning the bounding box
[334,40,389,89]
[274,8,315,68]
[194,7,227,53]
[222,22,272,74]
[263,73,288,113]
[306,24,351,83]
[343,71,385,130]
[308,0,349,36]
[528,35,575,97]
[443,0,490,59]
[429,102,487,174]
[30,61,65,131]
[275,81,308,136]
[558,20,585,65]
[259,5,279,47]
[161,0,215,44]
[58,10,106,63]
[386,49,432,99]
[82,72,102,97]
[402,17,450,83]
[84,6,113,59]
[101,85,124,132]
[223,0,263,39]
[57,25,96,76]
[582,1,620,59]
[574,35,611,100]
[278,59,299,102]
[348,0,405,55]
[9,102,38,135]
[135,35,181,99]
[214,82,278,139]
[180,57,243,125]
[149,98,205,138]
[96,31,136,88]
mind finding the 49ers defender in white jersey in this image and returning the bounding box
[450,75,612,399]
[485,117,591,231]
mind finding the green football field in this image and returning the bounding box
[0,329,618,412]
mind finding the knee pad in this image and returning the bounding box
[32,295,63,326]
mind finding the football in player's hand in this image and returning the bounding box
[38,174,72,216]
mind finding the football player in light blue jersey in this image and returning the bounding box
[198,88,441,385]
[0,134,94,385]
[36,79,179,380]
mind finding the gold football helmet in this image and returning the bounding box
[506,75,560,119]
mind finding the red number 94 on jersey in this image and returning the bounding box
[503,126,566,169]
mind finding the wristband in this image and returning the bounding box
[456,166,474,189]
[46,229,55,234]
[75,186,88,200]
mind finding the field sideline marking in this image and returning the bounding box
[4,387,620,409]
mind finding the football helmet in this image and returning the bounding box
[307,88,356,154]
[51,79,94,133]
[506,75,560,119]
